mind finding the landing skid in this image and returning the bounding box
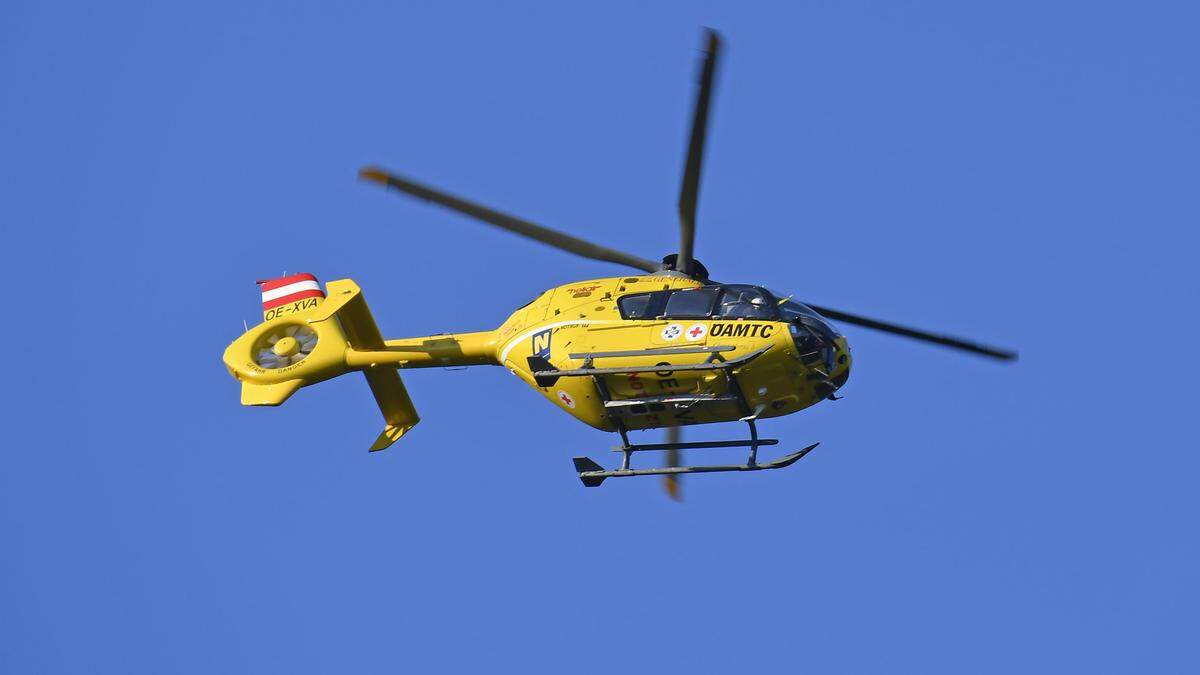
[571,417,819,488]
[573,443,818,487]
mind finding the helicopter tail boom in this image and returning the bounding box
[224,276,421,451]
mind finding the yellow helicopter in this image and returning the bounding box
[221,31,1015,497]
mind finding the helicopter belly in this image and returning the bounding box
[600,321,818,430]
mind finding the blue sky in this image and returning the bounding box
[2,1,1197,672]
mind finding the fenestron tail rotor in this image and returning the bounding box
[253,324,319,369]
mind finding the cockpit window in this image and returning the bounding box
[662,288,719,318]
[618,285,785,321]
[715,285,778,320]
[617,291,669,319]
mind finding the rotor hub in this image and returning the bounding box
[272,336,300,358]
[659,254,710,281]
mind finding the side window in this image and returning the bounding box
[716,286,776,319]
[617,291,669,320]
[662,288,719,318]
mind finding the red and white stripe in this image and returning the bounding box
[258,272,325,310]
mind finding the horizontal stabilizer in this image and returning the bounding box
[573,457,607,487]
[241,379,304,406]
[527,356,560,387]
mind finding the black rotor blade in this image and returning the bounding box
[676,29,721,276]
[360,167,660,273]
[663,426,682,501]
[804,303,1018,361]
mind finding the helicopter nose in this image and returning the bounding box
[812,343,850,400]
[830,358,850,389]
[829,339,851,389]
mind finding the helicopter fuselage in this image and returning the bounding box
[225,272,850,448]
[384,273,852,433]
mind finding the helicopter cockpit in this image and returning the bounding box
[618,285,841,323]
[617,284,780,321]
[616,285,843,367]
[619,282,835,336]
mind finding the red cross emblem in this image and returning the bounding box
[557,391,576,408]
[686,324,707,340]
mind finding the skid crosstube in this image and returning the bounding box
[610,437,779,452]
[573,443,819,487]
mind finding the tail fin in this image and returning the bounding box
[223,275,419,451]
[321,278,420,451]
[258,273,326,322]
[364,368,419,451]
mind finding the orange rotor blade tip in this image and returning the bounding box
[663,475,682,502]
[358,167,389,184]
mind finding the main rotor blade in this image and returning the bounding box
[804,303,1018,361]
[663,426,682,501]
[676,29,721,276]
[359,167,660,273]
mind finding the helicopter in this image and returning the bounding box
[221,30,1015,498]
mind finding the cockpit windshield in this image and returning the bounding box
[770,292,843,370]
[778,298,823,322]
[775,295,841,336]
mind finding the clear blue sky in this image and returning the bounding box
[2,1,1197,672]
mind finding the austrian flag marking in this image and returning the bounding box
[258,273,325,311]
